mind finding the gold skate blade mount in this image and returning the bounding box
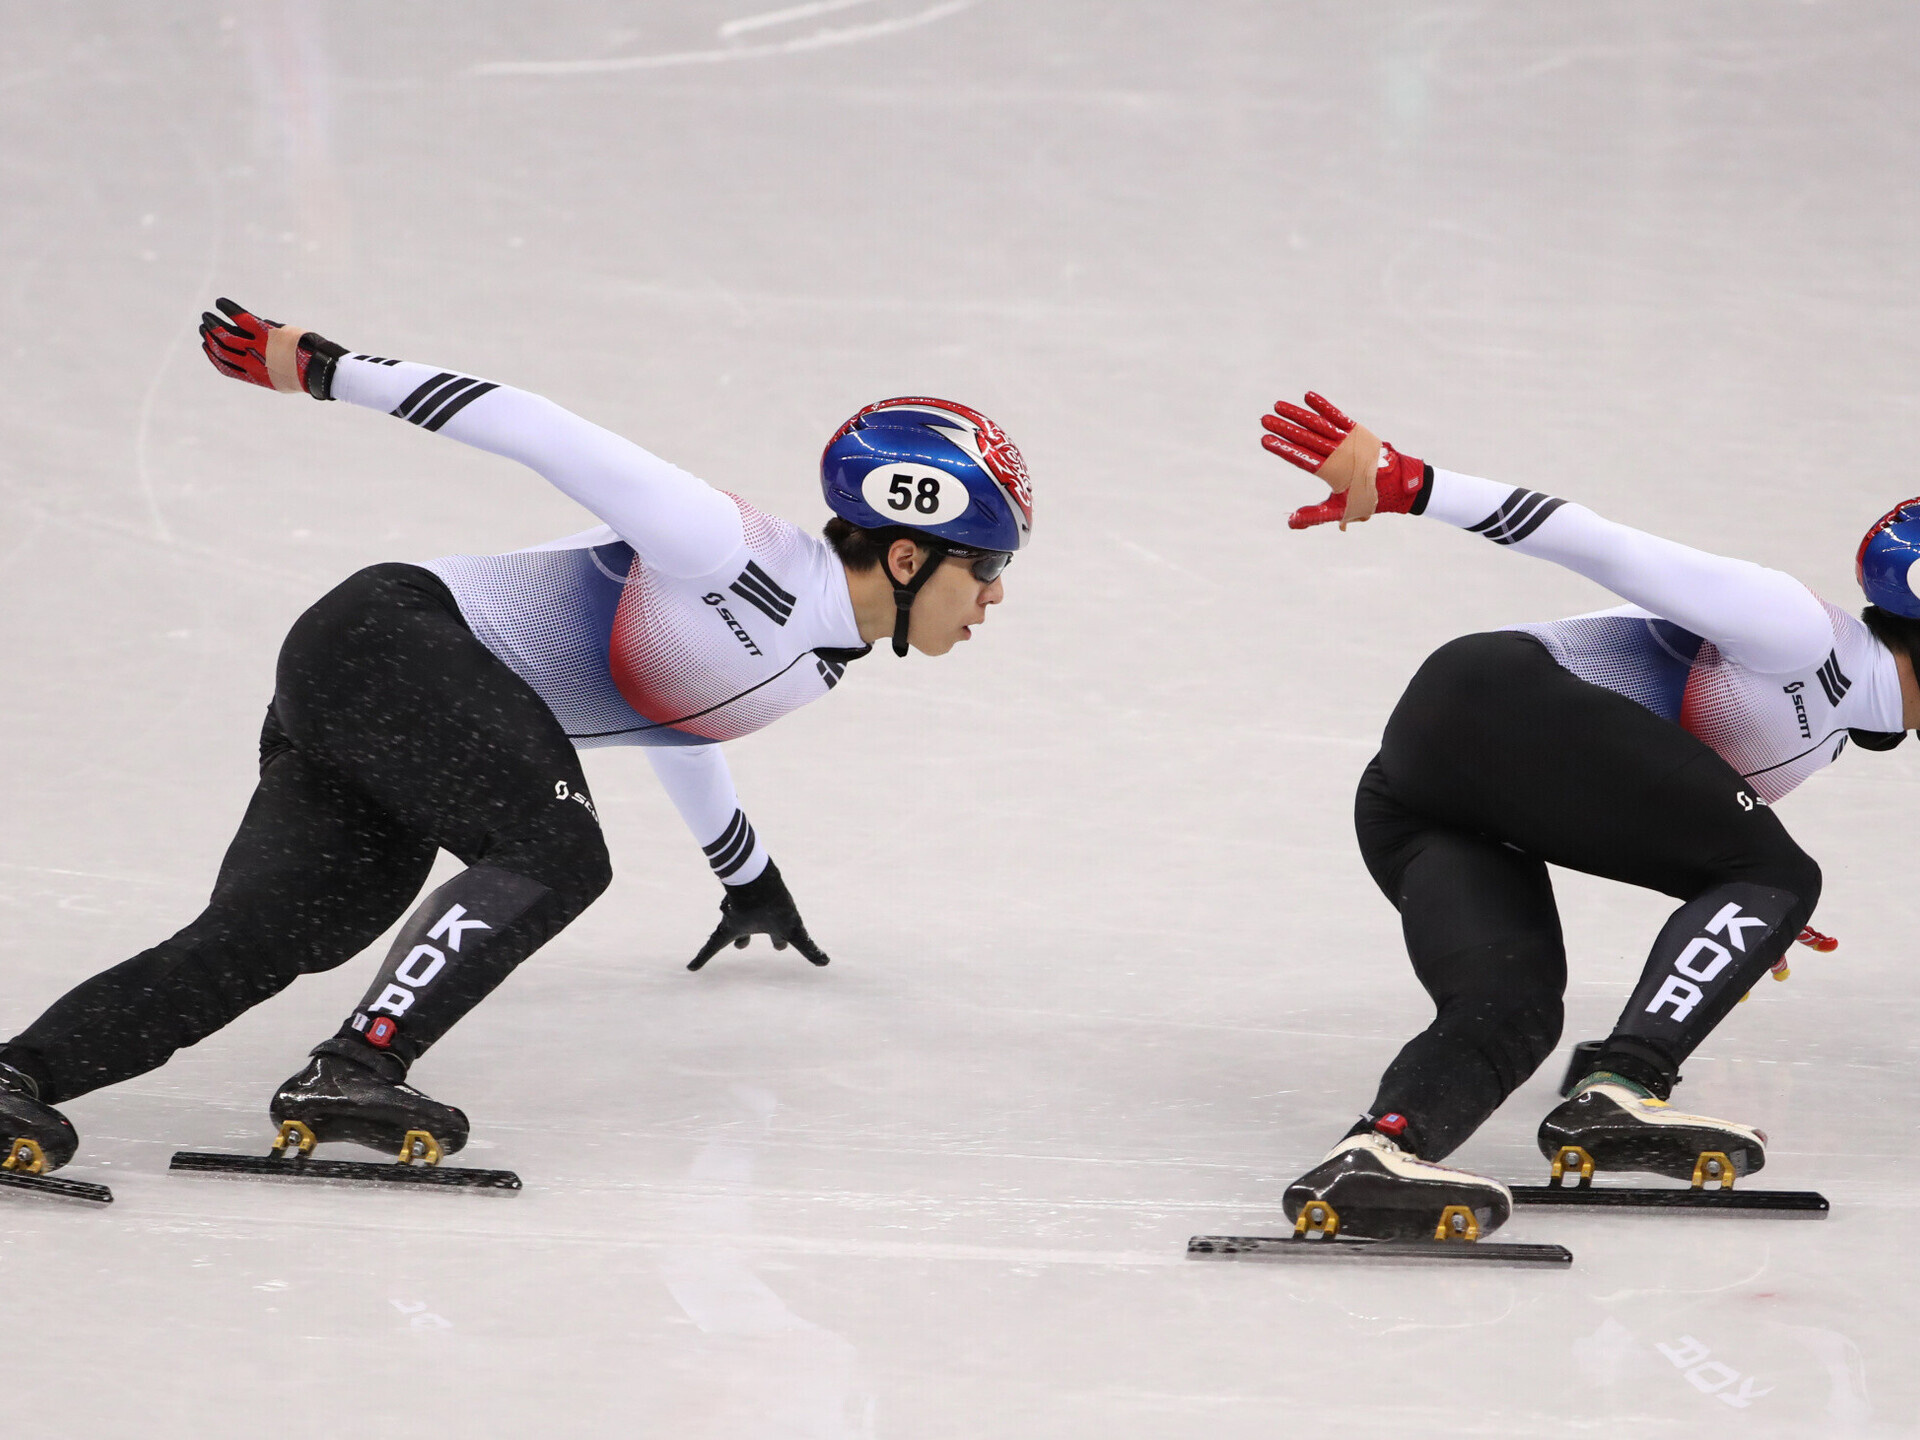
[1190,1231,1571,1268]
[1513,1145,1827,1215]
[1293,1200,1340,1238]
[399,1130,442,1167]
[1434,1204,1480,1242]
[272,1119,317,1156]
[0,1135,114,1205]
[168,1124,520,1192]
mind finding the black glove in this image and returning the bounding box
[688,860,830,971]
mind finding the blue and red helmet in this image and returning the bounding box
[821,397,1033,554]
[1858,496,1920,619]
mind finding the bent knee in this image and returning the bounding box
[1435,991,1564,1087]
[1740,830,1821,915]
[1438,990,1564,1043]
[571,834,614,909]
[489,809,611,917]
[533,836,611,918]
[1780,847,1822,913]
[556,807,613,908]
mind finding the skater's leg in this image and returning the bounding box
[273,564,612,1071]
[1351,764,1565,1161]
[2,711,434,1104]
[1380,631,1821,1097]
[1588,751,1820,1095]
[1529,745,1819,1178]
[1278,789,1549,1237]
[332,860,566,1069]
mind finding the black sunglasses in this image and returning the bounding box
[944,547,1012,583]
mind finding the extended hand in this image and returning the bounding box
[1260,392,1426,530]
[199,298,346,400]
[688,860,830,971]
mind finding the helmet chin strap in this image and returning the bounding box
[882,541,947,658]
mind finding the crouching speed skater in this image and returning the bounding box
[1258,391,1917,1241]
[0,299,1033,1173]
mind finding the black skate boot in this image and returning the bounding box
[1283,1132,1512,1241]
[270,1038,468,1158]
[0,1062,77,1173]
[1538,1074,1765,1182]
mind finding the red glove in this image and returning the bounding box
[199,298,345,400]
[1261,392,1427,530]
[1755,925,1837,993]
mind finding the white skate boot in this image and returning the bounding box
[1283,1132,1513,1241]
[1538,1075,1765,1184]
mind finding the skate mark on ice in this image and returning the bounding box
[129,61,230,549]
[5,499,317,591]
[918,995,1389,1044]
[720,0,888,39]
[390,1299,453,1330]
[0,859,180,888]
[1377,1292,1521,1336]
[1110,535,1224,599]
[659,1084,877,1431]
[126,1180,1179,1269]
[1593,1252,1771,1303]
[470,0,974,76]
[601,276,1140,324]
[628,1181,1264,1217]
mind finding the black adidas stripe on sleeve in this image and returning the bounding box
[728,560,797,626]
[1467,487,1567,546]
[391,372,500,432]
[1817,651,1852,706]
[701,809,758,879]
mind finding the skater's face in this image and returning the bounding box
[895,540,1006,656]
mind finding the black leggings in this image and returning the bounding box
[4,565,611,1104]
[1353,631,1820,1160]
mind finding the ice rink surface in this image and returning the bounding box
[3,2,1918,1434]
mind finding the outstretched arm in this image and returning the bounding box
[200,299,741,579]
[1260,392,1833,675]
[644,746,830,971]
[1418,468,1831,673]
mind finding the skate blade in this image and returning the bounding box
[0,1167,113,1205]
[168,1150,521,1191]
[1510,1185,1827,1215]
[1186,1234,1571,1267]
[1514,1144,1826,1214]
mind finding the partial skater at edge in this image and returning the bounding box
[1259,391,1918,1240]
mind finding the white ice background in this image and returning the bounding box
[1,3,1916,1436]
